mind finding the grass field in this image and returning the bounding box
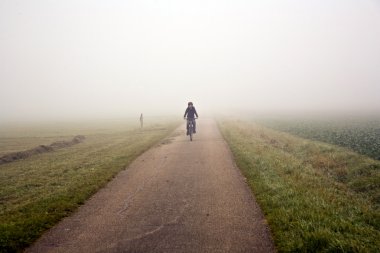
[2,116,379,252]
[0,118,180,253]
[218,119,380,252]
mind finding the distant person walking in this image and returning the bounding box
[183,102,198,135]
[140,113,143,128]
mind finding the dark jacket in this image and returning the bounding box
[184,107,198,119]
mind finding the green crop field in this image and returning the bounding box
[0,118,180,253]
[218,118,380,252]
[254,115,380,160]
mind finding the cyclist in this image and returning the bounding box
[183,102,198,135]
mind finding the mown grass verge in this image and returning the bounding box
[218,119,380,252]
[0,119,180,252]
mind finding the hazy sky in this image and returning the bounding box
[1,0,380,121]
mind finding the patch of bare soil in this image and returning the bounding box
[0,135,85,165]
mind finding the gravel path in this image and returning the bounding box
[26,118,275,253]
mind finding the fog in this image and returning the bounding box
[1,0,380,122]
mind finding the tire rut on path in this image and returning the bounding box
[26,118,275,253]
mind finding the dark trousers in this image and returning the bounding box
[186,118,196,132]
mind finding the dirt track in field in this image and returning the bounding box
[0,135,85,165]
[26,118,275,253]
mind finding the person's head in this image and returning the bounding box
[188,102,193,108]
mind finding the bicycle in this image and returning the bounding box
[186,118,197,141]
